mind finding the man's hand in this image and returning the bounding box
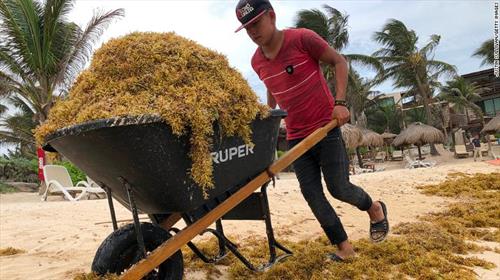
[332,106,350,126]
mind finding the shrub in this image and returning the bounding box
[0,182,17,193]
[0,157,38,183]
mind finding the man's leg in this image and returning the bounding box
[319,128,387,241]
[289,139,348,246]
[320,128,372,210]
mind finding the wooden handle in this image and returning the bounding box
[120,119,338,280]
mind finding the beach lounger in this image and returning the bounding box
[404,155,435,169]
[391,150,403,161]
[86,176,107,199]
[41,165,88,201]
[454,145,469,158]
[480,143,489,156]
[374,151,386,162]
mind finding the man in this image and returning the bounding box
[235,0,389,261]
[471,134,483,161]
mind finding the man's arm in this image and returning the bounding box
[318,47,350,126]
[267,90,277,109]
[319,47,349,101]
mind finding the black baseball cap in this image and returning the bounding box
[234,0,273,33]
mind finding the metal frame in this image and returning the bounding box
[104,178,292,273]
[179,183,292,272]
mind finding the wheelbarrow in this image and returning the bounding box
[43,109,338,279]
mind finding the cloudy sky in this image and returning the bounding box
[65,0,493,101]
[0,0,494,155]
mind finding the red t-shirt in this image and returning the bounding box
[252,28,334,140]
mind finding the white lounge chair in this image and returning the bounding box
[404,155,436,169]
[86,176,107,199]
[480,143,489,156]
[454,145,469,158]
[41,165,88,201]
[391,150,403,161]
[374,151,386,162]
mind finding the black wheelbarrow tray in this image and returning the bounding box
[43,109,338,280]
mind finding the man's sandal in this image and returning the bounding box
[370,201,389,242]
[326,253,345,262]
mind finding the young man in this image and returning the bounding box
[235,0,389,261]
[471,134,483,161]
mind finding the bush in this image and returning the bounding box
[0,182,17,193]
[53,161,86,184]
[0,157,38,183]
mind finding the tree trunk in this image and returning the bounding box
[356,147,363,168]
[443,126,448,145]
[415,74,439,156]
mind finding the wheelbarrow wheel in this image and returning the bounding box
[92,222,183,279]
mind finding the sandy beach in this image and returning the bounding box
[1,155,499,280]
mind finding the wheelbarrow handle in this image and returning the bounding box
[121,119,339,280]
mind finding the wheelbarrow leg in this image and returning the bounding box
[119,177,147,258]
[103,184,118,231]
[260,185,292,268]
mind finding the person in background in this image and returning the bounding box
[471,134,483,161]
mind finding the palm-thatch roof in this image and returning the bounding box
[380,132,397,139]
[341,124,363,149]
[481,115,500,134]
[361,128,384,147]
[392,122,444,147]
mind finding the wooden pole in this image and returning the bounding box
[120,119,338,280]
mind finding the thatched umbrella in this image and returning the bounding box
[361,129,384,147]
[392,122,444,160]
[481,115,500,134]
[380,132,397,156]
[481,115,500,157]
[341,124,363,149]
[380,132,397,140]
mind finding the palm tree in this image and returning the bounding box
[373,19,456,155]
[346,69,381,126]
[0,0,123,127]
[472,39,493,66]
[294,5,384,103]
[439,76,491,152]
[0,97,37,157]
[366,100,402,134]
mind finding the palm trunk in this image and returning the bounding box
[356,147,363,168]
[415,74,439,156]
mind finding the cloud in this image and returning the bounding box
[66,0,491,101]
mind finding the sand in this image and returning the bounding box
[1,155,499,280]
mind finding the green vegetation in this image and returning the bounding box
[0,182,17,193]
[0,156,38,182]
[0,0,123,157]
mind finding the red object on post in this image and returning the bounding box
[37,147,45,181]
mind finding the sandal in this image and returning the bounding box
[326,253,345,262]
[370,201,389,242]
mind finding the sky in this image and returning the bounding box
[0,0,494,155]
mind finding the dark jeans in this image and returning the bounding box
[288,127,373,245]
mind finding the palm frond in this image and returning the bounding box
[419,34,441,56]
[472,39,493,66]
[294,8,330,43]
[58,8,124,88]
[345,54,384,77]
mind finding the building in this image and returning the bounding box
[462,68,500,117]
